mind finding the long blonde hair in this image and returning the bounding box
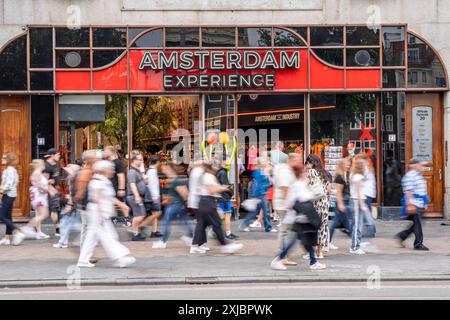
[336,158,350,177]
[351,159,366,176]
[30,159,44,173]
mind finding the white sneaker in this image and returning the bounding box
[239,226,250,232]
[270,257,287,271]
[11,232,25,246]
[190,246,207,254]
[349,248,366,254]
[21,226,36,238]
[200,245,210,251]
[180,236,193,246]
[269,229,278,233]
[152,240,167,249]
[53,243,68,248]
[38,232,50,239]
[0,239,11,246]
[302,254,310,260]
[222,242,243,254]
[77,261,95,268]
[329,243,339,250]
[114,256,136,268]
[309,262,327,270]
[249,221,262,228]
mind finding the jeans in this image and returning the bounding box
[278,232,317,265]
[398,208,424,248]
[0,195,17,235]
[242,195,272,232]
[363,197,376,237]
[329,200,352,242]
[59,211,81,246]
[162,202,193,243]
[351,199,365,250]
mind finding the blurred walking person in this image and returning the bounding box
[44,148,62,237]
[305,154,330,259]
[214,158,238,240]
[152,163,193,249]
[396,158,429,251]
[77,160,135,268]
[270,162,325,270]
[145,155,163,238]
[22,159,53,239]
[190,162,243,254]
[328,158,352,250]
[357,153,377,238]
[187,158,204,216]
[272,153,300,266]
[240,157,276,233]
[53,164,81,248]
[0,152,25,246]
[349,159,369,254]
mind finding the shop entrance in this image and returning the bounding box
[0,96,30,220]
[131,95,200,171]
[406,93,443,217]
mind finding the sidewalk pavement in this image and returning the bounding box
[0,219,450,288]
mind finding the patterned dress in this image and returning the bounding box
[307,168,330,248]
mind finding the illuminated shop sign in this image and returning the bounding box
[138,50,300,89]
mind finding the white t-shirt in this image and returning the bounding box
[188,166,204,209]
[283,179,314,224]
[145,166,160,203]
[272,163,296,211]
[350,174,366,200]
[199,172,221,197]
[362,167,376,199]
[87,174,116,219]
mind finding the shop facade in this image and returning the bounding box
[0,2,448,221]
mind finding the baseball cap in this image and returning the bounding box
[409,158,426,165]
[44,148,59,158]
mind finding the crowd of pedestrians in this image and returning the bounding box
[0,142,430,270]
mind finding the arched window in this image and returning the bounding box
[0,35,26,90]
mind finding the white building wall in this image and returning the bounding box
[0,0,449,216]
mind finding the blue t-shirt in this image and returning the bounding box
[251,169,270,197]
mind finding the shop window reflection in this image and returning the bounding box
[382,27,405,66]
[0,35,27,90]
[238,28,272,47]
[381,92,405,206]
[407,33,446,88]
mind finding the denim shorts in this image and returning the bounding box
[126,196,146,217]
[218,200,233,214]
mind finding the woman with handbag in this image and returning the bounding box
[305,154,330,259]
[270,162,326,270]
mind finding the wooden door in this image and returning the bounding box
[0,96,30,221]
[406,93,443,217]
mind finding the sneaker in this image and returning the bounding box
[226,233,239,240]
[11,232,25,246]
[249,221,262,228]
[395,234,406,248]
[309,262,327,270]
[77,261,95,268]
[131,233,146,241]
[180,236,193,246]
[271,257,287,271]
[302,254,310,260]
[239,225,251,232]
[126,228,137,235]
[37,232,50,239]
[268,229,278,233]
[55,233,60,238]
[200,245,210,251]
[21,226,36,238]
[225,234,234,240]
[114,256,136,268]
[273,215,280,222]
[414,245,430,251]
[0,239,10,246]
[150,231,163,238]
[349,248,366,254]
[282,258,298,266]
[329,243,339,250]
[190,246,207,254]
[152,240,167,249]
[222,242,243,254]
[53,243,68,248]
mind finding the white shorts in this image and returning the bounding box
[30,187,48,210]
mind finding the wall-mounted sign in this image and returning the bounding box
[139,50,300,89]
[388,134,396,142]
[255,112,301,123]
[412,106,433,163]
[37,137,45,146]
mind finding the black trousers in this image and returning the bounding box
[192,196,226,246]
[0,195,17,235]
[398,207,424,247]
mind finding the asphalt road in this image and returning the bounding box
[1,281,450,300]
